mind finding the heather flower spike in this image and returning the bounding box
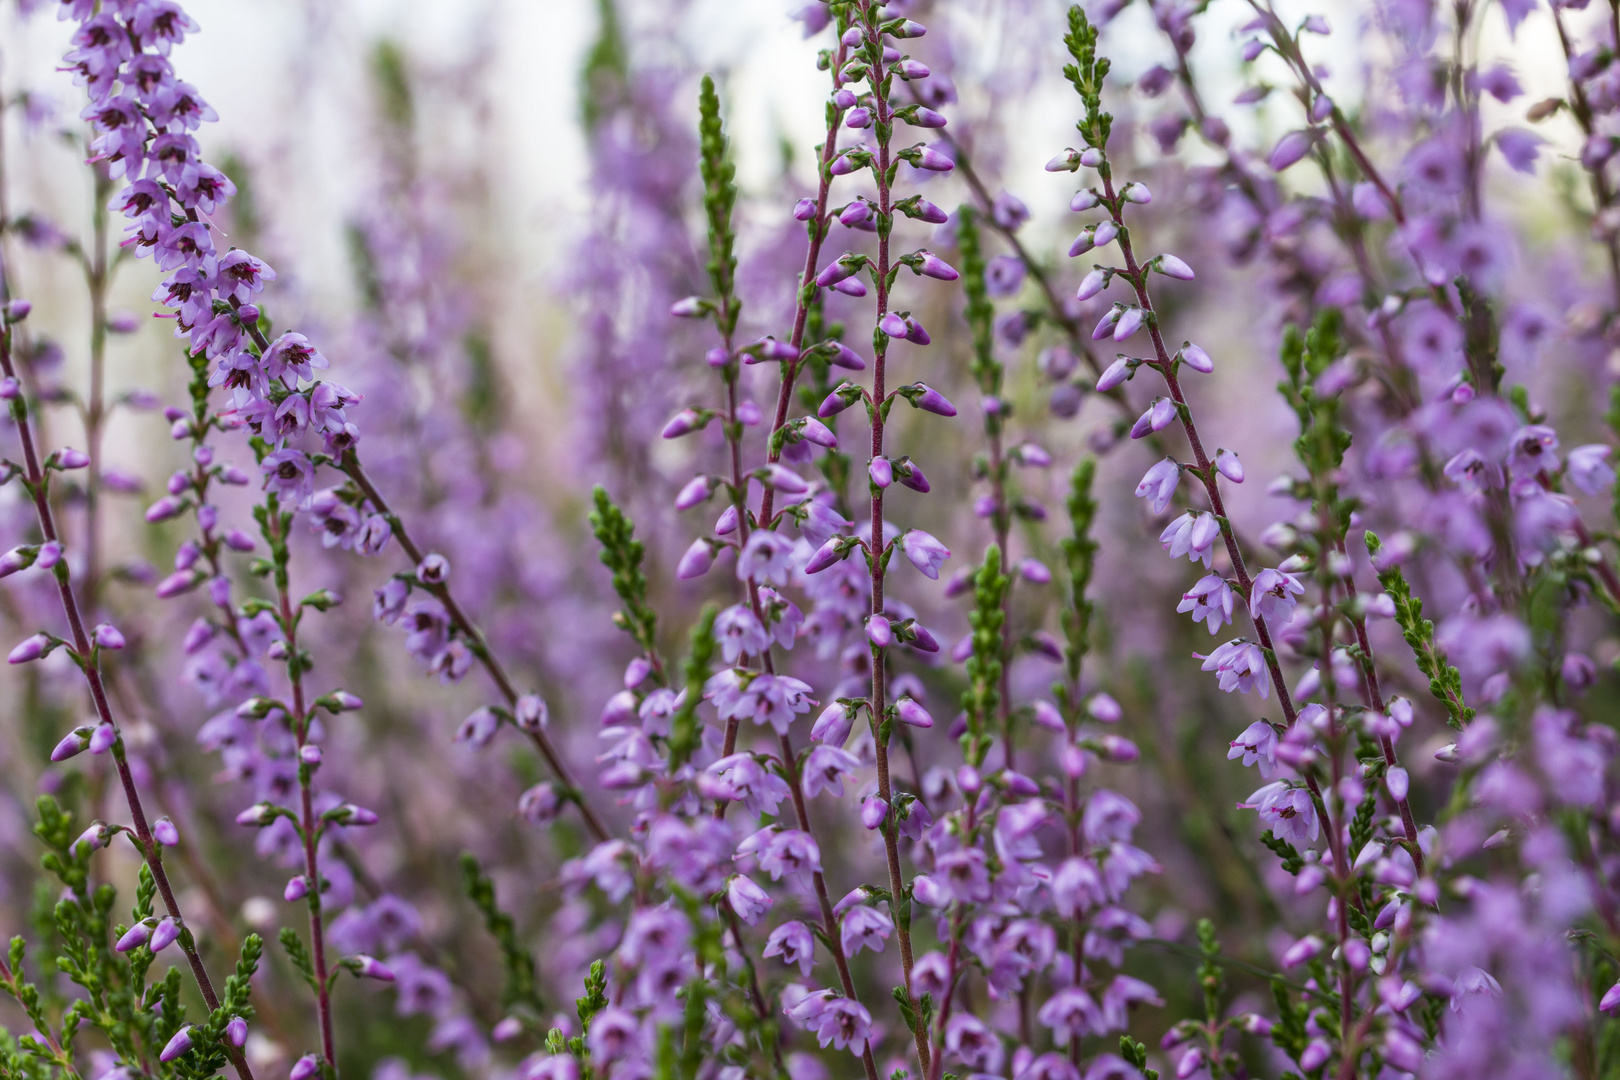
[1,1,1609,1077]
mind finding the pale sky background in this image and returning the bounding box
[0,0,1583,405]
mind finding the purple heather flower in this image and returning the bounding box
[913,384,956,416]
[1038,988,1105,1046]
[153,817,180,846]
[1243,782,1318,843]
[290,1055,320,1080]
[803,745,859,798]
[715,605,769,664]
[737,531,796,585]
[1215,449,1243,483]
[765,920,815,976]
[1135,459,1181,515]
[868,456,894,488]
[1159,512,1220,567]
[810,702,854,746]
[840,905,892,956]
[1228,722,1279,777]
[1249,568,1304,625]
[225,1018,248,1048]
[1566,444,1614,494]
[899,530,950,579]
[1198,640,1269,698]
[52,729,89,762]
[758,829,821,880]
[860,795,887,828]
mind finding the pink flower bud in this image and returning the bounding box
[1097,356,1130,392]
[149,917,181,953]
[1180,343,1214,373]
[677,538,715,580]
[896,698,934,728]
[89,721,117,754]
[9,633,49,664]
[918,252,958,280]
[1156,254,1194,279]
[860,796,887,829]
[159,1027,194,1063]
[866,615,892,648]
[1076,268,1108,301]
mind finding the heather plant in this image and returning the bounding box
[7,0,1620,1078]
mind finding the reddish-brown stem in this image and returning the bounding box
[855,4,928,1072]
[776,732,881,1080]
[341,455,610,844]
[1101,172,1356,885]
[267,506,337,1071]
[756,40,849,537]
[0,328,256,1080]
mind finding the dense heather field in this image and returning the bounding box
[1,0,1618,1078]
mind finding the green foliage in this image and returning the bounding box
[576,959,610,1032]
[590,486,662,673]
[1062,7,1113,163]
[667,605,717,770]
[698,75,740,336]
[1120,1035,1160,1079]
[460,853,541,1016]
[1277,312,1357,541]
[1366,531,1474,728]
[960,545,1009,768]
[1196,918,1225,1025]
[1269,977,1311,1060]
[1055,458,1099,720]
[369,40,414,131]
[1260,830,1305,875]
[580,0,628,131]
[279,926,316,990]
[954,208,999,397]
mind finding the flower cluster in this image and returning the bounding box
[8,0,1620,1079]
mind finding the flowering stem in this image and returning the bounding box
[1333,541,1424,870]
[0,326,256,1080]
[776,731,881,1080]
[263,497,337,1072]
[341,453,610,843]
[755,40,849,537]
[855,2,930,1071]
[1100,172,1363,883]
[1553,3,1620,315]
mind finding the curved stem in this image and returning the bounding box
[266,503,337,1071]
[0,328,256,1080]
[341,454,610,844]
[856,4,929,1072]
